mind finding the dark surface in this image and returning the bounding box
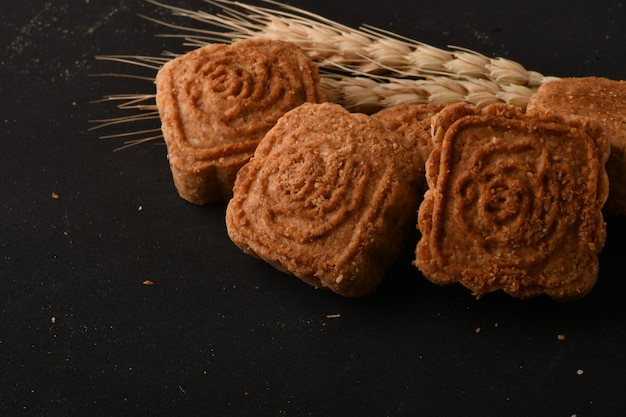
[2,0,626,416]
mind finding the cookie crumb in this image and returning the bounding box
[576,369,584,376]
[557,334,566,341]
[50,316,56,324]
[326,314,341,319]
[475,327,481,333]
[51,192,59,199]
[143,280,154,286]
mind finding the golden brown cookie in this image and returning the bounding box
[415,103,610,300]
[226,102,424,297]
[527,77,626,215]
[372,103,446,171]
[155,39,326,205]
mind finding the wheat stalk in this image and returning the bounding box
[144,1,554,84]
[92,0,557,146]
[321,74,537,112]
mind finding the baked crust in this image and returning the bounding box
[372,103,447,172]
[226,102,424,297]
[527,77,626,215]
[415,103,610,300]
[155,39,326,205]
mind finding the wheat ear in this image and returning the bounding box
[140,0,556,109]
[92,0,556,146]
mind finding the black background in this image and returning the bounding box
[2,0,626,416]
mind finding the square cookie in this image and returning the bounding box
[155,39,326,204]
[226,102,424,297]
[415,103,609,300]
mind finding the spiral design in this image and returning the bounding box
[259,140,371,244]
[450,137,571,267]
[161,39,326,150]
[226,102,422,297]
[193,58,260,101]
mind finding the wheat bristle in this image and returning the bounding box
[92,0,557,146]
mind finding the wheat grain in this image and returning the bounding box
[93,0,557,145]
[140,0,555,108]
[147,1,550,84]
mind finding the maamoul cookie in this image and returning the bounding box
[415,103,610,300]
[155,39,326,205]
[226,102,424,297]
[372,103,446,172]
[527,77,626,215]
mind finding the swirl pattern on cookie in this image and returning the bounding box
[415,103,610,300]
[156,39,326,204]
[226,102,424,297]
[451,135,569,265]
[260,141,370,244]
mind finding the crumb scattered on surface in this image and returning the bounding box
[326,314,341,319]
[558,334,566,341]
[577,369,584,376]
[143,280,154,286]
[51,192,59,199]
